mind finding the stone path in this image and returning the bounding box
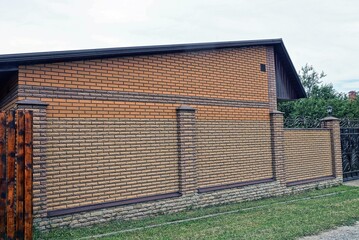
[300,222,359,240]
[344,179,359,187]
[300,180,359,240]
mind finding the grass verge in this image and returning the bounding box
[35,185,359,239]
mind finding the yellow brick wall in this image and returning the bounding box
[18,46,269,102]
[17,46,273,210]
[46,118,179,210]
[284,129,334,182]
[197,119,273,188]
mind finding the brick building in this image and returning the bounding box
[0,39,343,229]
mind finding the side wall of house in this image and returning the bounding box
[15,46,342,229]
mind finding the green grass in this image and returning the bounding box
[35,185,359,240]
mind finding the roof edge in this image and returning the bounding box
[0,38,306,99]
[0,38,283,66]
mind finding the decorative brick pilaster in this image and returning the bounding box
[176,105,198,195]
[321,117,343,181]
[267,46,277,112]
[16,99,48,229]
[270,111,286,186]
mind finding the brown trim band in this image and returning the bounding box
[197,178,275,193]
[47,192,181,217]
[19,85,269,109]
[286,176,335,187]
[284,128,330,131]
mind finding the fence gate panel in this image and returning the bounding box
[0,110,33,240]
[341,127,359,181]
[7,111,16,239]
[0,112,6,238]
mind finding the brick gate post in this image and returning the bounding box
[270,111,287,186]
[321,117,343,182]
[176,105,198,195]
[16,99,48,230]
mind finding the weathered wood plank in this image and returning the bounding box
[16,111,25,239]
[0,112,6,239]
[6,110,16,239]
[24,111,33,240]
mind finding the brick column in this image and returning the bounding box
[176,105,198,195]
[321,117,343,181]
[267,46,277,112]
[270,110,286,186]
[16,99,48,229]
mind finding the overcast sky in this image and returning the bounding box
[1,0,358,93]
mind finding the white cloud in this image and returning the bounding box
[0,0,358,92]
[89,0,154,24]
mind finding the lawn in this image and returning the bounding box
[35,185,359,240]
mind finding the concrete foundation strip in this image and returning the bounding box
[79,189,358,239]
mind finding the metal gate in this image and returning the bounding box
[341,125,359,181]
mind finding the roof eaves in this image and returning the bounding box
[0,38,306,98]
[275,42,306,98]
[0,38,283,66]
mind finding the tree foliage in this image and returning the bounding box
[299,64,326,97]
[278,64,359,120]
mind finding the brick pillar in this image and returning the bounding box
[270,110,286,186]
[267,46,277,112]
[16,99,48,229]
[176,105,198,195]
[321,117,343,181]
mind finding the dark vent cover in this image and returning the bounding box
[260,64,266,72]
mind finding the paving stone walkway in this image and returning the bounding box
[300,222,359,240]
[300,180,359,240]
[344,179,359,187]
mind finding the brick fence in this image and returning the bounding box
[0,46,343,230]
[24,103,342,230]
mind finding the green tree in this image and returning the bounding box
[299,64,326,97]
[278,64,359,121]
[311,83,338,99]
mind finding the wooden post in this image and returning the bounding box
[6,110,16,239]
[24,111,33,240]
[16,111,25,239]
[0,112,6,238]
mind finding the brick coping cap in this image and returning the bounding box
[176,105,196,111]
[16,99,49,106]
[321,116,340,121]
[270,110,284,114]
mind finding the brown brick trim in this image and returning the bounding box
[270,111,286,186]
[266,47,277,112]
[286,176,335,187]
[321,117,343,180]
[197,178,275,193]
[284,128,330,131]
[19,85,269,109]
[47,192,182,217]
